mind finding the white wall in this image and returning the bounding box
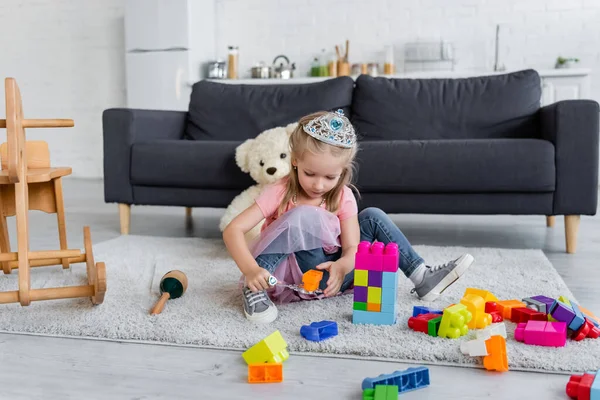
[1,0,599,178]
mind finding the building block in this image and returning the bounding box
[381,287,396,306]
[510,307,547,323]
[248,363,283,383]
[476,323,507,340]
[437,303,471,339]
[362,366,430,393]
[496,300,526,320]
[550,300,576,326]
[591,371,600,400]
[355,241,383,271]
[354,286,368,303]
[354,302,367,311]
[382,242,399,272]
[514,320,567,347]
[461,294,492,329]
[566,372,595,400]
[408,313,442,334]
[367,303,381,312]
[522,297,547,313]
[483,335,509,372]
[381,271,398,288]
[572,319,600,341]
[353,310,396,325]
[381,303,396,314]
[579,306,600,327]
[485,302,504,322]
[303,270,323,292]
[300,320,338,342]
[362,385,399,400]
[569,301,587,332]
[368,271,383,287]
[355,270,369,287]
[464,288,498,303]
[461,338,489,357]
[530,295,556,314]
[428,316,442,337]
[368,287,382,304]
[412,305,443,317]
[242,330,289,365]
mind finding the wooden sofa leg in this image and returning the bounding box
[186,207,192,218]
[119,204,131,235]
[564,215,580,254]
[546,216,555,227]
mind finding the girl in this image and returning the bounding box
[223,110,474,323]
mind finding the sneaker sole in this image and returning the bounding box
[419,254,474,302]
[244,304,278,324]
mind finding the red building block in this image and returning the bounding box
[566,373,595,400]
[572,318,600,341]
[408,313,442,334]
[485,302,504,322]
[511,307,547,323]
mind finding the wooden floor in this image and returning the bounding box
[0,179,599,399]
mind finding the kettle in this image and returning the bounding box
[272,55,296,79]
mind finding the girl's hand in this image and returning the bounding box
[245,267,273,292]
[315,261,345,297]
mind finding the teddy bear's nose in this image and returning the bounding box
[266,167,277,175]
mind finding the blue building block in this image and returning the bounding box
[381,303,396,314]
[381,272,398,288]
[569,301,586,332]
[362,366,430,393]
[300,320,338,342]
[412,306,443,318]
[591,370,600,400]
[353,310,396,325]
[381,286,396,306]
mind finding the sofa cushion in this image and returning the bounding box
[185,76,355,141]
[352,70,542,140]
[354,139,555,193]
[130,140,255,190]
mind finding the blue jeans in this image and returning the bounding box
[255,207,425,292]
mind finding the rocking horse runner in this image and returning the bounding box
[0,77,106,306]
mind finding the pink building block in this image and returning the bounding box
[514,320,567,347]
[382,242,399,272]
[355,241,384,271]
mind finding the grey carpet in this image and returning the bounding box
[0,235,598,374]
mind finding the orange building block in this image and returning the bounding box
[483,335,509,372]
[303,270,324,292]
[248,363,283,383]
[367,303,381,312]
[579,305,600,326]
[496,300,526,320]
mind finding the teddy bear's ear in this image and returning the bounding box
[235,138,255,173]
[285,122,298,135]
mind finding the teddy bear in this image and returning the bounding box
[219,122,297,242]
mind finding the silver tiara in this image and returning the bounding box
[302,109,357,148]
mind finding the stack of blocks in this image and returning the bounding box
[353,241,399,326]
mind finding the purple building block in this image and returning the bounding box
[368,271,382,287]
[550,300,576,325]
[354,286,368,303]
[531,295,556,314]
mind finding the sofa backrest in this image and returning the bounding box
[351,69,542,140]
[185,76,355,141]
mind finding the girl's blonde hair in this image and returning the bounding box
[277,111,359,217]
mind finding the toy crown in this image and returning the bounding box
[302,109,357,148]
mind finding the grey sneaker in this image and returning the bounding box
[411,254,474,302]
[242,287,278,323]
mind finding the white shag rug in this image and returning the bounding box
[0,235,598,374]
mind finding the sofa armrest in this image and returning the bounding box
[102,108,187,204]
[540,100,599,215]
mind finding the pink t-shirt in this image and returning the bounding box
[255,180,358,231]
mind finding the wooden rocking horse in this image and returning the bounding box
[0,77,106,306]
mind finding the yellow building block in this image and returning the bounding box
[464,288,498,303]
[367,287,381,304]
[558,296,572,306]
[355,270,368,287]
[242,330,289,365]
[438,303,472,339]
[460,294,492,329]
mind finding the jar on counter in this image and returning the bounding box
[227,46,239,79]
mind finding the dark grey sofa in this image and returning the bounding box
[102,69,599,253]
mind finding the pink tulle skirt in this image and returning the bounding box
[240,205,346,304]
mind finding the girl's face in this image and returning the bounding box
[293,151,346,199]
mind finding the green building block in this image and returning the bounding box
[428,316,442,337]
[362,385,398,400]
[354,302,367,311]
